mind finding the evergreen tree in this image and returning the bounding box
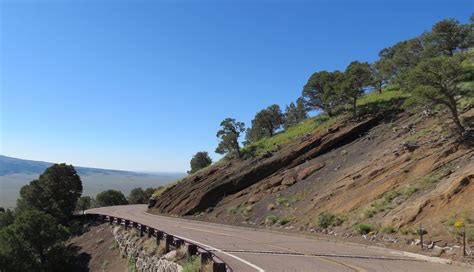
[17,164,82,224]
[302,71,343,116]
[188,151,213,174]
[284,97,308,129]
[215,118,245,158]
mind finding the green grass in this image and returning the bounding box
[240,114,337,158]
[357,89,409,107]
[182,256,201,272]
[364,186,418,219]
[128,256,137,272]
[418,164,454,188]
[275,194,303,207]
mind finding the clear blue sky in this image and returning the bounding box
[0,0,472,172]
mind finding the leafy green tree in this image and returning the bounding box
[215,118,245,158]
[144,187,157,199]
[128,188,147,204]
[0,210,68,271]
[424,18,471,56]
[0,209,14,229]
[340,61,372,117]
[75,196,93,214]
[17,164,82,224]
[406,54,473,136]
[96,189,128,206]
[188,151,212,174]
[245,104,283,144]
[370,59,393,93]
[379,38,425,80]
[302,70,343,116]
[284,97,308,129]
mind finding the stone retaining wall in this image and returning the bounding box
[112,226,182,272]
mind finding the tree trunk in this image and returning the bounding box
[353,97,357,119]
[327,108,333,117]
[235,141,241,158]
[447,99,465,136]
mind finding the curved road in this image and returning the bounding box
[86,205,470,272]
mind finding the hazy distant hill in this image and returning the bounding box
[0,155,185,208]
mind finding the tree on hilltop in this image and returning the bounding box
[340,61,372,118]
[406,53,473,137]
[284,97,308,129]
[302,70,343,116]
[188,151,212,174]
[245,104,283,144]
[215,118,245,158]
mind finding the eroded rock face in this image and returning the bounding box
[152,117,380,215]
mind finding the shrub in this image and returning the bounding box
[402,186,418,197]
[265,214,278,225]
[128,256,137,272]
[318,212,334,228]
[227,206,238,215]
[318,212,344,228]
[381,225,396,234]
[400,228,416,235]
[354,223,374,234]
[182,256,201,272]
[278,217,291,226]
[176,245,188,260]
[95,238,104,245]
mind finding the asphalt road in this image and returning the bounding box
[86,205,470,272]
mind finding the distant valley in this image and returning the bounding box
[0,155,185,208]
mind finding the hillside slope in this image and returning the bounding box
[150,102,473,255]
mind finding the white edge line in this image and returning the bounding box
[143,211,265,272]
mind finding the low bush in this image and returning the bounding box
[354,223,374,235]
[318,212,343,228]
[277,217,291,226]
[182,256,201,272]
[381,225,396,234]
[265,214,278,225]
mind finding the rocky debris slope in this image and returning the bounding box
[153,116,381,215]
[150,108,474,260]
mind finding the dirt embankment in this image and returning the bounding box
[68,224,127,272]
[150,108,474,259]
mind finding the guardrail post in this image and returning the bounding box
[213,261,226,272]
[200,251,211,270]
[148,227,154,238]
[165,234,173,253]
[187,244,197,257]
[139,225,144,237]
[124,219,129,230]
[174,238,183,249]
[132,222,137,229]
[108,216,113,225]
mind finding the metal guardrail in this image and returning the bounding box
[83,213,232,272]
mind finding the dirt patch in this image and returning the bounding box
[68,224,127,272]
